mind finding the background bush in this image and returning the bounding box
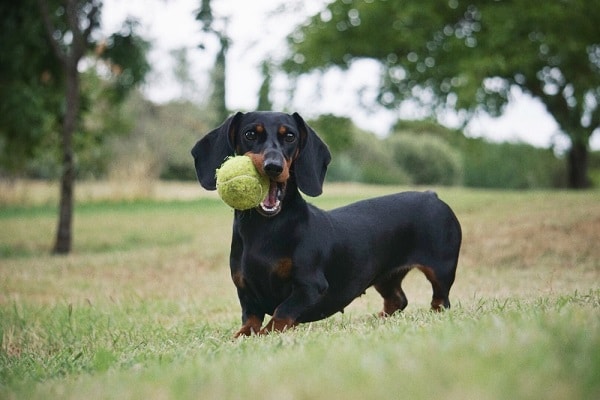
[5,92,574,190]
[324,130,411,185]
[307,115,411,185]
[461,139,567,189]
[589,150,600,187]
[387,134,464,186]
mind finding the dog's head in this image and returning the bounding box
[191,112,331,216]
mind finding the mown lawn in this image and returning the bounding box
[0,181,599,399]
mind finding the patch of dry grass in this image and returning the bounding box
[0,179,218,207]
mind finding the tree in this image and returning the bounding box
[170,47,199,101]
[285,0,600,188]
[1,0,149,254]
[40,1,150,254]
[38,0,103,254]
[206,36,229,125]
[196,0,230,126]
[0,1,62,173]
[257,61,274,111]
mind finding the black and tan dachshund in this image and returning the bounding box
[191,111,462,337]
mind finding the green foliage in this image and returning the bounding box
[387,134,464,186]
[287,0,600,123]
[348,132,412,185]
[590,151,600,187]
[305,114,409,185]
[76,70,136,178]
[170,47,199,101]
[307,114,354,153]
[461,139,567,189]
[325,153,364,182]
[7,92,206,182]
[196,0,230,126]
[0,1,150,178]
[19,71,136,180]
[322,126,411,185]
[206,40,229,127]
[3,73,567,189]
[107,95,208,181]
[99,18,152,102]
[0,0,62,172]
[392,118,465,145]
[286,0,600,187]
[389,119,565,188]
[257,61,273,111]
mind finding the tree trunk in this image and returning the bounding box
[53,63,80,254]
[567,141,590,189]
[39,0,99,255]
[208,35,229,126]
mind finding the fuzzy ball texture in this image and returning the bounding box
[216,156,270,210]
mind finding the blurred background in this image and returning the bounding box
[1,0,599,253]
[2,0,599,186]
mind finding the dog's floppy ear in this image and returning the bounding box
[292,112,332,197]
[191,112,243,190]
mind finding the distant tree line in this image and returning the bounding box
[13,95,587,190]
[311,115,570,189]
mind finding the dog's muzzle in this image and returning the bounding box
[258,155,287,216]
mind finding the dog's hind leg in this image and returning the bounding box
[374,268,410,316]
[418,264,455,311]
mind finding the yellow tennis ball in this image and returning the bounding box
[216,156,270,210]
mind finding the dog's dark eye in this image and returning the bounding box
[284,132,296,143]
[244,130,257,141]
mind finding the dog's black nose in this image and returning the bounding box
[264,159,284,178]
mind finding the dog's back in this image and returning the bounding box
[295,191,462,322]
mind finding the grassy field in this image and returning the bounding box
[1,181,599,399]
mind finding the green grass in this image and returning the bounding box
[1,182,599,399]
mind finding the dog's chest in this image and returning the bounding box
[239,251,294,304]
[242,251,293,282]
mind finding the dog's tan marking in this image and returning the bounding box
[379,297,404,317]
[274,258,293,279]
[259,317,297,334]
[245,152,266,175]
[244,151,291,183]
[232,271,245,289]
[234,315,263,337]
[417,265,445,311]
[430,297,445,312]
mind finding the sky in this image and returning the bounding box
[102,0,598,151]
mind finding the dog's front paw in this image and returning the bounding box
[233,315,263,338]
[259,317,297,334]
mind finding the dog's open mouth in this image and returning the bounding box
[258,180,285,216]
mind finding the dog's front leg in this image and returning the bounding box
[234,314,264,338]
[260,316,297,334]
[260,272,328,334]
[233,288,265,338]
